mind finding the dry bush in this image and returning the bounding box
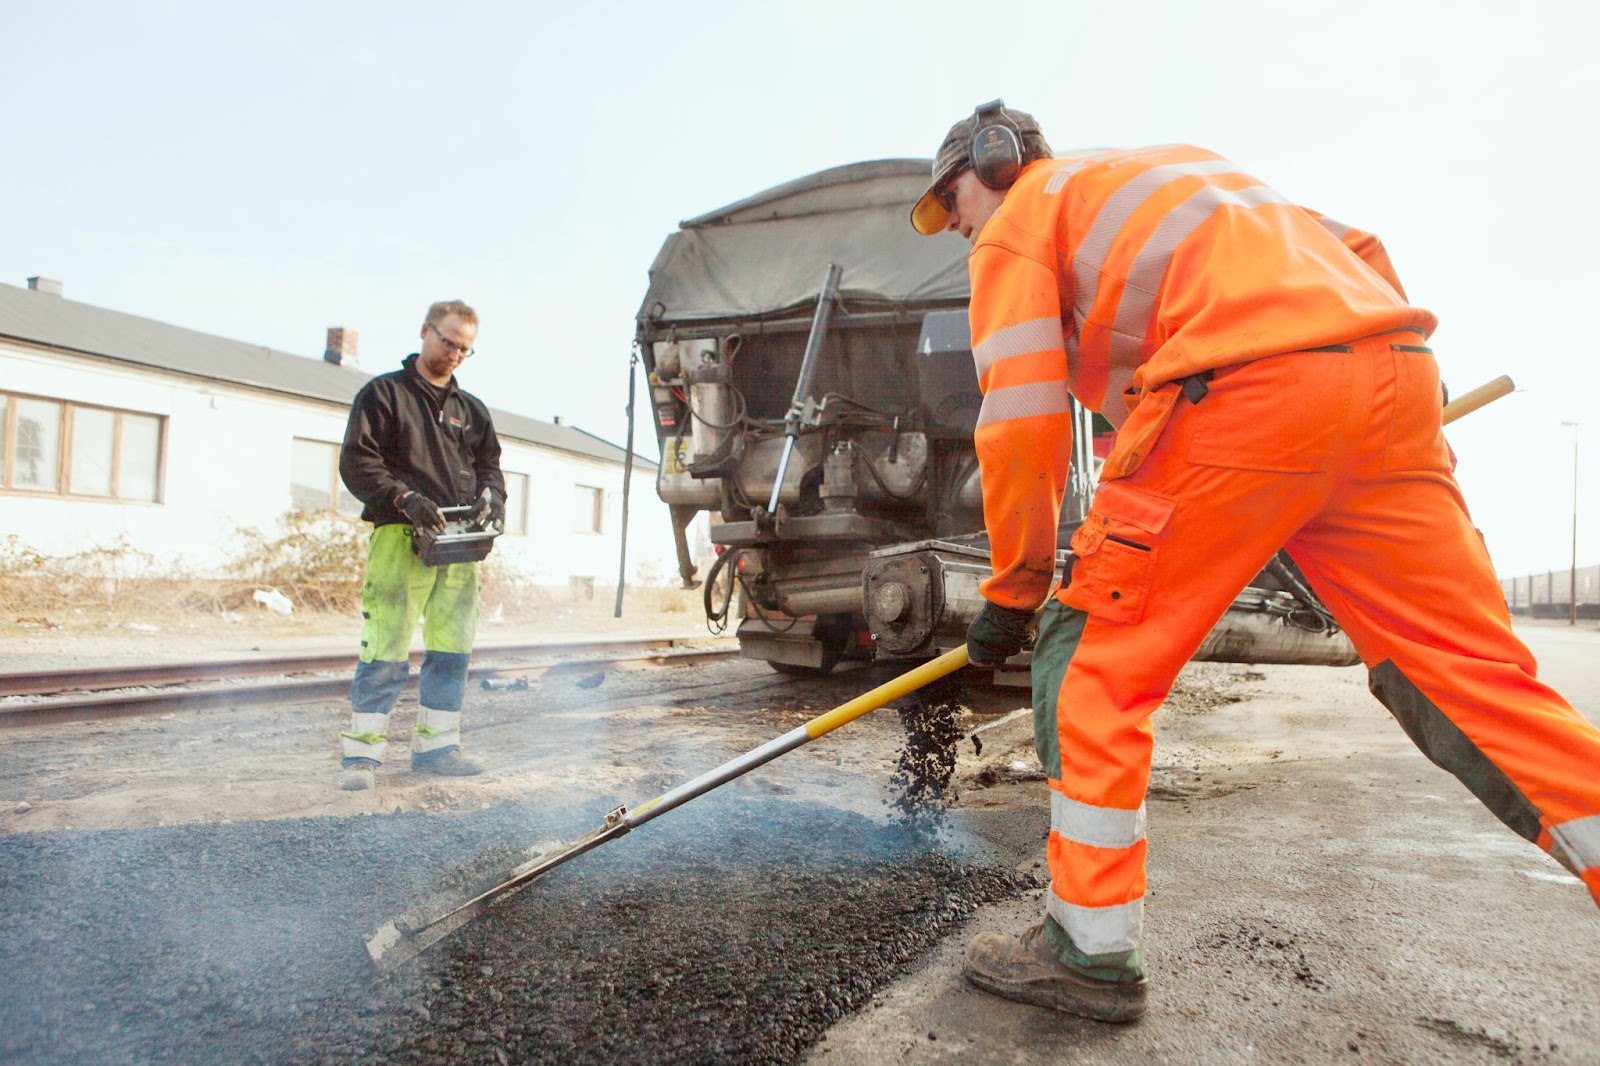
[0,534,54,619]
[0,535,218,622]
[0,534,47,576]
[0,521,706,631]
[226,510,369,613]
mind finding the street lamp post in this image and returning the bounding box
[1561,421,1580,626]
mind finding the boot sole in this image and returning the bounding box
[963,967,1147,1023]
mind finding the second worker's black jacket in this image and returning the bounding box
[339,353,505,527]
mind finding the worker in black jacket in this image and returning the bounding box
[335,300,505,791]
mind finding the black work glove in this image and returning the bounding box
[470,486,505,531]
[395,490,447,533]
[966,601,1035,666]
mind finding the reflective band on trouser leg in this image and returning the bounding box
[1280,337,1600,909]
[1047,893,1145,959]
[412,708,462,755]
[341,712,391,763]
[1550,816,1600,891]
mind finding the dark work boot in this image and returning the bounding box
[963,923,1148,1022]
[410,748,483,777]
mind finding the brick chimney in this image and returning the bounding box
[27,276,63,296]
[324,327,358,367]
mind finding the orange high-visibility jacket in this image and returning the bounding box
[969,145,1438,609]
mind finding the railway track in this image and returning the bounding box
[0,637,739,728]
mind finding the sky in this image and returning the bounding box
[3,0,1596,578]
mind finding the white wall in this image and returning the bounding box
[0,340,691,586]
[492,439,693,588]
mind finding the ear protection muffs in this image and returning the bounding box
[968,99,1024,190]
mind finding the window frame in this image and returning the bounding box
[0,390,166,503]
[574,483,604,534]
[290,436,362,516]
[501,471,529,536]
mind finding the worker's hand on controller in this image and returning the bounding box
[966,601,1035,666]
[470,486,505,532]
[396,490,448,533]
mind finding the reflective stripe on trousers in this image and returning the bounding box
[1551,815,1600,879]
[340,710,392,763]
[412,706,462,755]
[1047,785,1147,956]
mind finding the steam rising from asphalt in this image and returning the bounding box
[1,795,1031,1064]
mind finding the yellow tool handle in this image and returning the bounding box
[1443,375,1514,426]
[804,644,971,739]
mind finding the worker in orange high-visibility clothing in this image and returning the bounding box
[910,100,1600,1024]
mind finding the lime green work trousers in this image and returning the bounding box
[341,524,481,766]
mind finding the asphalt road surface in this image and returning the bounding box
[1,620,1595,1063]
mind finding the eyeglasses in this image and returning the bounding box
[428,322,475,359]
[934,165,970,214]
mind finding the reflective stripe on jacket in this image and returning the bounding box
[968,145,1437,609]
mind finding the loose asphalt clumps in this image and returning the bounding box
[886,674,971,835]
[1,794,1034,1065]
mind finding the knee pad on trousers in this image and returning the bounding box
[351,658,410,715]
[420,650,471,712]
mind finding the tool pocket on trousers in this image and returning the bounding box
[1186,354,1337,472]
[1062,481,1175,625]
[1383,345,1453,472]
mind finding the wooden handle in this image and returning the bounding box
[1442,375,1514,426]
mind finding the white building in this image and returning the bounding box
[0,277,691,592]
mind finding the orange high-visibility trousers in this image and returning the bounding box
[1035,332,1600,974]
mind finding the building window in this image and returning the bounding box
[502,472,529,535]
[1,391,164,501]
[291,438,361,516]
[574,484,603,533]
[13,398,58,490]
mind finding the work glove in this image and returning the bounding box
[395,490,447,533]
[469,486,505,531]
[966,601,1035,666]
